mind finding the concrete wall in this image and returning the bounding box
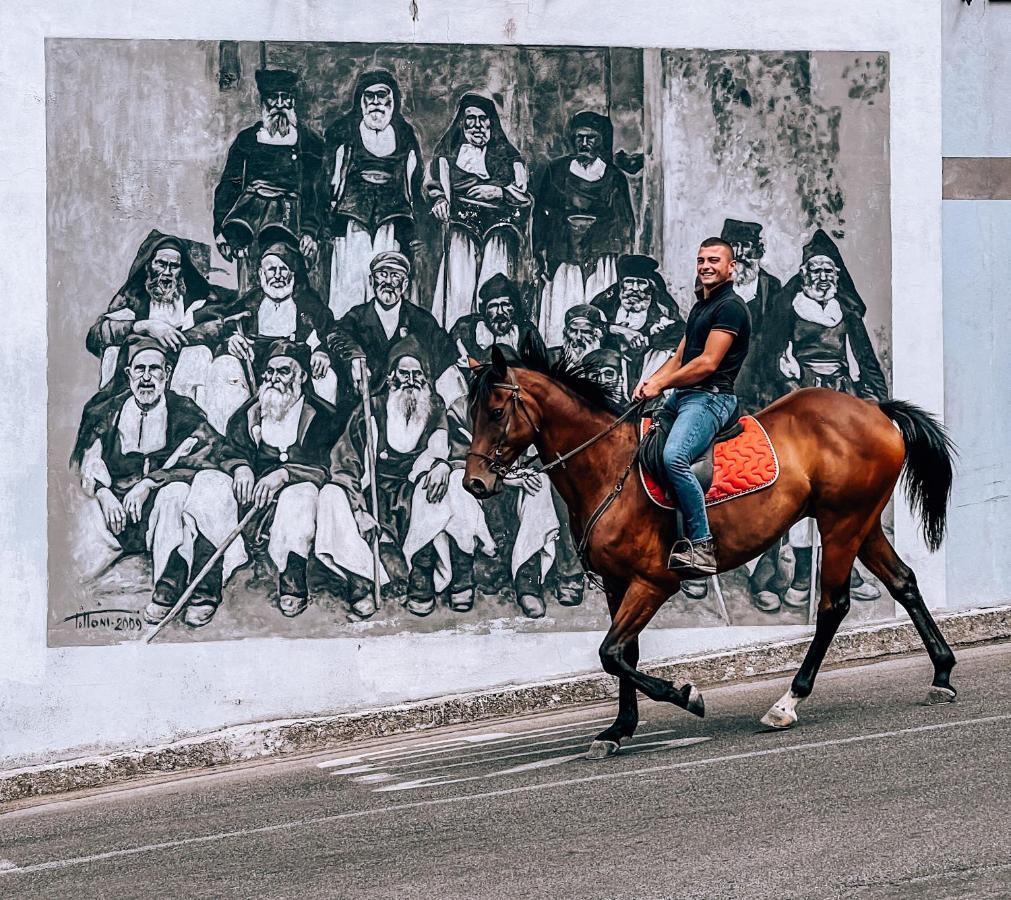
[1,0,946,768]
[941,1,1011,609]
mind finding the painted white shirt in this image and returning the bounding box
[360,121,396,157]
[257,296,297,338]
[148,296,187,329]
[456,144,490,178]
[260,396,304,451]
[475,321,518,350]
[736,275,760,303]
[569,157,607,182]
[375,301,402,341]
[614,307,648,330]
[118,396,168,456]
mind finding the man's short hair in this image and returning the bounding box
[699,237,735,256]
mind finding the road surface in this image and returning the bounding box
[2,643,1010,899]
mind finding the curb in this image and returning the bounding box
[3,605,1009,805]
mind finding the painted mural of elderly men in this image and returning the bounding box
[589,254,686,387]
[71,337,224,628]
[534,111,634,347]
[201,239,341,433]
[427,93,532,331]
[325,70,424,319]
[186,340,346,618]
[720,218,784,413]
[581,348,629,403]
[450,274,546,364]
[548,303,609,367]
[87,230,228,401]
[213,69,324,280]
[316,338,494,618]
[327,251,457,395]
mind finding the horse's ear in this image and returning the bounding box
[467,356,481,370]
[490,344,508,379]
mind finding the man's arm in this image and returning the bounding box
[85,294,138,357]
[632,331,736,399]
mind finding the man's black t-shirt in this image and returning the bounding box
[682,281,751,393]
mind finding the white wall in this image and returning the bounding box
[0,0,944,767]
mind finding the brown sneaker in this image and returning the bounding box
[668,538,718,576]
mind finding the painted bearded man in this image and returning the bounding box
[87,230,228,403]
[589,253,686,388]
[325,70,424,319]
[549,304,608,367]
[71,337,224,628]
[534,110,634,347]
[450,273,546,364]
[316,339,494,618]
[427,93,532,331]
[720,218,784,413]
[213,69,325,287]
[202,239,342,433]
[185,341,346,618]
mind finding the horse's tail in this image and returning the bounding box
[878,399,957,552]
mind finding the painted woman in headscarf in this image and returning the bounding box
[324,70,425,319]
[426,93,531,331]
[533,110,635,347]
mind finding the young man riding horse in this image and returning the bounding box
[632,237,750,575]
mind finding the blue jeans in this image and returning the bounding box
[661,389,738,541]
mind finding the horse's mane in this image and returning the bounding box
[468,335,625,416]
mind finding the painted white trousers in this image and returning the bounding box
[431,229,514,331]
[537,256,617,348]
[328,221,400,319]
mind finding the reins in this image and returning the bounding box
[467,375,648,578]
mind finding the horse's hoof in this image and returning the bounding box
[926,685,957,705]
[586,739,620,760]
[684,684,706,719]
[761,691,800,729]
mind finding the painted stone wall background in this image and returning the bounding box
[47,40,893,646]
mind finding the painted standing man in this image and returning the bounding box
[427,93,532,331]
[534,111,634,347]
[632,238,750,575]
[71,337,224,628]
[324,70,424,319]
[87,230,228,403]
[213,69,325,290]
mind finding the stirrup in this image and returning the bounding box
[668,538,717,576]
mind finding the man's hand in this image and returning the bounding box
[253,468,289,509]
[431,198,450,224]
[467,184,503,202]
[135,319,187,352]
[227,332,255,363]
[354,508,380,539]
[649,316,675,336]
[611,324,648,349]
[505,467,543,497]
[215,232,234,263]
[311,350,331,380]
[632,378,663,403]
[421,461,451,504]
[779,353,801,381]
[122,478,155,524]
[299,234,318,266]
[96,487,127,536]
[232,465,255,506]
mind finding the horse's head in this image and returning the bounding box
[464,345,540,499]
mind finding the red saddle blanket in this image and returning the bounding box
[639,415,780,510]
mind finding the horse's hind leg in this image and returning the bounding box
[598,580,706,719]
[761,515,860,729]
[588,579,640,759]
[858,522,957,703]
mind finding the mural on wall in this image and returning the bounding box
[47,40,894,646]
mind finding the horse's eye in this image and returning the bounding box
[490,407,505,421]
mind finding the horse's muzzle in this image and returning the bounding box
[464,474,498,499]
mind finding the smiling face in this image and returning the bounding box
[361,84,394,131]
[462,106,492,147]
[696,243,736,293]
[126,348,170,408]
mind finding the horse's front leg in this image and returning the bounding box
[588,634,640,759]
[598,579,706,718]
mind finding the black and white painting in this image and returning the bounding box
[47,40,894,645]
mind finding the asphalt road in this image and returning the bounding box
[2,643,1010,900]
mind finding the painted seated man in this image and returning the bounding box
[590,253,686,388]
[70,337,224,628]
[86,230,229,404]
[632,237,750,576]
[581,347,629,404]
[548,304,609,368]
[315,338,494,618]
[185,340,347,619]
[201,239,342,433]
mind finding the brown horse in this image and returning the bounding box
[464,344,957,758]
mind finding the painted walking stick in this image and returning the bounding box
[143,503,262,644]
[354,356,383,613]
